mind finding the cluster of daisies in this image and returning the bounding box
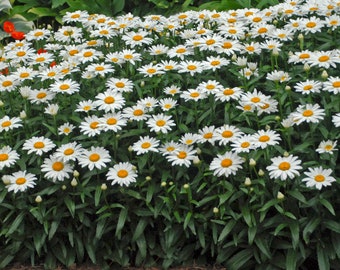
[0,0,339,194]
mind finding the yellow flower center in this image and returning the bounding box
[89,153,100,162]
[87,40,98,46]
[299,53,310,59]
[211,60,220,66]
[228,29,237,34]
[117,169,128,178]
[141,142,151,149]
[167,146,175,152]
[176,48,186,54]
[36,57,45,62]
[222,42,232,49]
[332,81,340,87]
[187,65,197,70]
[177,151,187,159]
[223,88,234,95]
[314,174,325,182]
[228,18,237,23]
[203,132,213,139]
[115,82,125,88]
[302,110,314,117]
[95,66,105,71]
[258,27,267,34]
[83,51,93,57]
[241,142,250,148]
[246,46,255,52]
[197,29,206,34]
[147,68,156,74]
[253,17,262,22]
[206,85,215,90]
[259,135,270,142]
[156,120,166,126]
[318,55,330,62]
[133,109,143,116]
[20,72,30,78]
[36,92,46,100]
[71,14,80,19]
[220,130,232,138]
[47,71,56,77]
[63,127,70,133]
[52,161,64,171]
[0,153,9,161]
[34,142,45,149]
[64,148,74,156]
[278,161,290,171]
[60,84,70,91]
[221,158,232,167]
[251,97,261,103]
[97,18,106,23]
[164,104,172,109]
[133,35,143,41]
[90,122,99,129]
[178,14,187,19]
[1,121,11,127]
[107,118,117,125]
[16,51,26,57]
[190,92,200,98]
[285,9,294,14]
[303,85,313,91]
[104,96,115,104]
[165,65,174,70]
[206,39,215,45]
[34,31,44,37]
[245,11,254,16]
[2,81,12,87]
[16,177,26,185]
[306,22,316,28]
[83,105,91,111]
[325,144,333,151]
[243,104,252,111]
[212,13,220,18]
[99,30,109,35]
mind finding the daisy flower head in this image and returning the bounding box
[122,30,153,48]
[41,155,73,182]
[22,136,56,156]
[197,34,224,51]
[332,113,340,127]
[75,100,97,113]
[0,146,20,170]
[167,45,194,60]
[6,170,37,193]
[215,124,244,146]
[148,44,169,56]
[159,140,181,156]
[159,60,180,72]
[123,105,150,121]
[62,10,89,23]
[164,85,181,96]
[300,16,324,34]
[146,113,176,134]
[165,144,197,168]
[231,135,255,153]
[28,88,55,104]
[78,146,111,170]
[99,112,127,132]
[215,39,242,55]
[288,50,312,64]
[58,122,75,136]
[79,115,103,137]
[137,63,165,77]
[78,48,103,63]
[267,155,302,181]
[106,78,134,93]
[290,103,325,125]
[13,66,37,81]
[91,26,116,39]
[49,79,80,95]
[106,162,138,187]
[239,89,270,110]
[136,97,158,111]
[307,50,340,69]
[86,62,115,76]
[55,142,84,162]
[257,98,279,116]
[198,80,224,95]
[302,167,336,190]
[105,52,124,66]
[180,133,200,146]
[178,60,205,76]
[120,49,142,65]
[0,116,22,133]
[316,140,338,154]
[158,98,177,111]
[95,90,125,112]
[204,55,230,71]
[266,70,291,83]
[180,88,207,102]
[323,76,340,94]
[0,75,19,92]
[209,151,244,178]
[294,80,322,95]
[132,136,160,155]
[214,86,243,102]
[197,125,218,144]
[251,129,281,149]
[44,103,59,116]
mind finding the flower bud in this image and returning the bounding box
[196,148,202,155]
[101,183,108,190]
[73,170,79,177]
[193,156,201,165]
[249,158,256,166]
[265,125,270,130]
[0,100,4,107]
[145,176,152,181]
[303,63,310,72]
[161,181,167,187]
[71,178,78,187]
[183,183,190,189]
[213,207,219,214]
[169,181,173,186]
[321,70,328,79]
[283,151,289,157]
[275,116,281,121]
[128,145,133,152]
[20,110,27,119]
[35,195,42,203]
[258,169,265,176]
[285,85,291,91]
[2,175,11,185]
[277,191,285,200]
[298,34,304,41]
[140,81,145,87]
[244,177,252,186]
[62,185,67,190]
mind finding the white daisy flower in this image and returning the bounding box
[22,136,56,156]
[209,151,244,177]
[316,140,338,154]
[266,155,302,181]
[0,146,20,170]
[302,167,336,190]
[6,170,37,193]
[41,155,73,182]
[106,162,138,187]
[78,146,111,170]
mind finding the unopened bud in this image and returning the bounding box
[213,207,219,214]
[71,178,78,187]
[2,175,11,185]
[196,148,202,155]
[169,181,173,186]
[249,158,256,166]
[140,81,145,87]
[62,185,67,190]
[145,176,152,181]
[193,156,201,165]
[128,145,133,152]
[0,100,4,107]
[283,151,289,157]
[285,85,291,91]
[161,181,167,187]
[258,169,265,176]
[303,63,310,72]
[35,195,42,203]
[244,177,252,186]
[298,34,304,41]
[73,170,79,177]
[277,191,285,200]
[20,111,27,119]
[101,183,108,190]
[275,116,281,121]
[265,125,270,130]
[183,183,190,189]
[321,70,328,79]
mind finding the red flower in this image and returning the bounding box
[11,31,25,40]
[37,48,47,54]
[0,67,9,75]
[50,61,57,67]
[3,21,15,33]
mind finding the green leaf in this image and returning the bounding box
[0,254,14,269]
[241,205,252,227]
[84,241,96,264]
[28,7,58,17]
[52,0,67,9]
[94,186,102,207]
[287,190,307,203]
[197,226,205,248]
[286,249,297,270]
[49,219,61,240]
[303,217,321,243]
[183,211,192,230]
[226,249,253,269]
[95,218,106,240]
[320,198,336,216]
[112,0,125,14]
[317,243,330,270]
[248,226,257,244]
[64,196,75,218]
[258,199,277,212]
[6,212,25,235]
[323,220,340,234]
[132,218,148,242]
[289,221,300,249]
[274,223,287,236]
[218,220,237,242]
[115,208,128,239]
[255,237,272,259]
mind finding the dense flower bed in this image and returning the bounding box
[0,0,339,269]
